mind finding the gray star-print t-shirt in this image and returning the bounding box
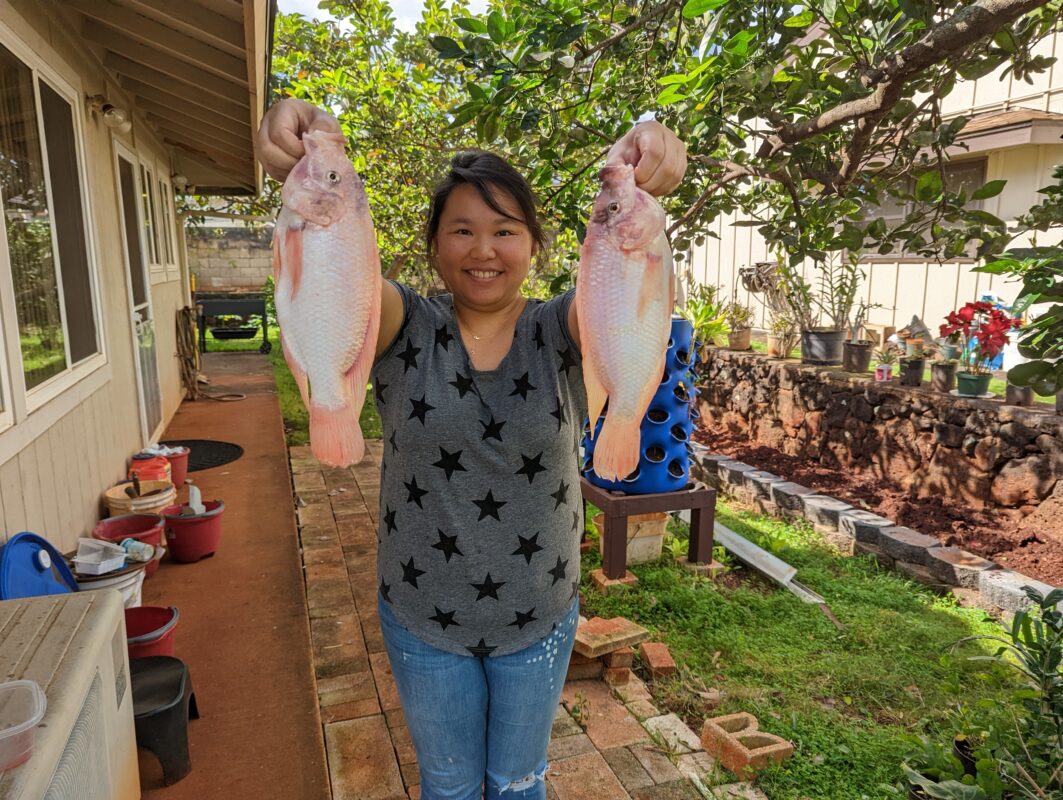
[370,281,588,657]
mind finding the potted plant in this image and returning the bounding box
[723,301,755,350]
[899,354,925,387]
[775,258,861,366]
[210,314,261,340]
[939,302,1021,397]
[939,330,962,361]
[874,347,897,382]
[842,301,874,373]
[931,355,958,393]
[767,313,799,358]
[679,284,729,363]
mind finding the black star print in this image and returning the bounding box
[480,416,506,442]
[571,509,580,532]
[375,381,388,404]
[429,606,460,630]
[384,505,398,535]
[396,337,421,372]
[548,555,568,585]
[401,557,426,588]
[379,578,391,603]
[557,347,578,372]
[449,370,476,399]
[570,579,580,601]
[549,397,566,431]
[434,324,454,351]
[470,572,506,600]
[508,608,538,630]
[509,371,536,401]
[467,638,497,657]
[550,480,570,510]
[515,452,547,484]
[432,447,467,481]
[404,475,428,508]
[389,430,398,453]
[533,322,545,351]
[511,532,543,564]
[472,490,507,521]
[408,394,435,425]
[431,529,463,562]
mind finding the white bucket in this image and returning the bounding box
[76,568,146,608]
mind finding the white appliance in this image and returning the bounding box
[0,590,139,799]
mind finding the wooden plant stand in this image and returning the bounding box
[580,478,717,582]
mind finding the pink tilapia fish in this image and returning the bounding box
[576,164,673,482]
[273,130,380,467]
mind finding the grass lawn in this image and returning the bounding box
[204,324,382,444]
[579,501,1021,800]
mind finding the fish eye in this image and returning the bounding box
[607,202,620,214]
[327,170,340,183]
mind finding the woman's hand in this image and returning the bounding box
[255,98,342,182]
[606,121,687,196]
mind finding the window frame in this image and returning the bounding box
[157,174,181,281]
[0,23,107,430]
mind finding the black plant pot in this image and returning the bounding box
[900,358,925,387]
[842,340,873,373]
[211,326,258,340]
[931,362,957,393]
[953,736,977,777]
[801,328,844,366]
[1057,392,1063,416]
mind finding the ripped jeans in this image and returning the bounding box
[377,593,578,800]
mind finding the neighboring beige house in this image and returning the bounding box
[0,0,272,552]
[689,29,1063,336]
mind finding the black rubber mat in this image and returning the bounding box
[159,439,244,472]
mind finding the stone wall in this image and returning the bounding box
[696,349,1063,532]
[187,224,273,290]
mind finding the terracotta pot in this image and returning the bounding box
[931,362,957,393]
[842,340,873,373]
[766,333,783,357]
[727,328,752,351]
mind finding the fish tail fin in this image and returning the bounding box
[592,416,641,483]
[309,402,364,467]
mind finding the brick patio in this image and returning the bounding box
[291,444,770,800]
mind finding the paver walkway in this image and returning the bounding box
[291,444,769,800]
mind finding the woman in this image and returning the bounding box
[256,98,686,800]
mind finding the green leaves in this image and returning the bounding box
[429,35,463,58]
[783,9,815,28]
[915,171,942,202]
[682,0,729,18]
[971,180,1007,200]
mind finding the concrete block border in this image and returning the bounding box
[689,443,1059,616]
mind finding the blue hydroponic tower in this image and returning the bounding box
[582,317,700,494]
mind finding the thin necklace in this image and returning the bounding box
[456,300,525,343]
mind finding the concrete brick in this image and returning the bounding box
[926,547,998,588]
[566,660,604,681]
[769,482,815,516]
[741,470,780,502]
[676,750,718,787]
[675,557,728,578]
[838,509,895,543]
[590,569,639,595]
[626,699,661,721]
[562,680,649,750]
[317,670,377,707]
[979,570,1058,614]
[603,667,631,687]
[324,715,405,799]
[613,674,652,703]
[854,540,895,569]
[895,561,950,592]
[701,713,794,779]
[320,696,381,724]
[311,613,369,679]
[546,732,596,762]
[631,780,703,800]
[370,651,402,712]
[710,784,770,800]
[600,746,654,792]
[552,704,583,739]
[628,742,683,783]
[401,763,419,789]
[644,713,702,754]
[390,724,417,765]
[801,495,854,531]
[717,461,756,492]
[546,751,630,800]
[568,650,598,666]
[691,452,731,481]
[604,646,634,668]
[878,526,940,565]
[575,616,650,658]
[640,642,677,678]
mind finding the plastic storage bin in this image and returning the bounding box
[583,317,698,494]
[72,539,125,576]
[0,680,47,771]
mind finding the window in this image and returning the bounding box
[0,42,101,393]
[864,159,987,258]
[140,163,160,266]
[157,177,175,265]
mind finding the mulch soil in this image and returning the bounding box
[693,422,1063,587]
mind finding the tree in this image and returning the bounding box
[426,0,1062,302]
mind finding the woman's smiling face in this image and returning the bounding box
[433,183,536,312]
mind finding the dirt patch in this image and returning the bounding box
[693,423,1063,587]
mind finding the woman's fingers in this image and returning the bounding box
[255,99,341,182]
[606,121,688,196]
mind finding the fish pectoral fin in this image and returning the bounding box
[284,225,304,300]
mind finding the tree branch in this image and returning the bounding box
[666,165,752,236]
[580,0,684,61]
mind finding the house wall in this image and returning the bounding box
[687,29,1063,334]
[0,1,189,552]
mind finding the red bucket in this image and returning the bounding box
[125,606,180,659]
[93,514,164,578]
[162,501,224,563]
[165,447,191,489]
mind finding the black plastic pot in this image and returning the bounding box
[953,736,977,777]
[842,340,873,373]
[211,327,258,340]
[899,357,924,387]
[801,328,844,366]
[931,362,957,393]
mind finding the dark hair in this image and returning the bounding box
[425,151,546,260]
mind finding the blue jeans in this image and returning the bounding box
[377,593,578,800]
